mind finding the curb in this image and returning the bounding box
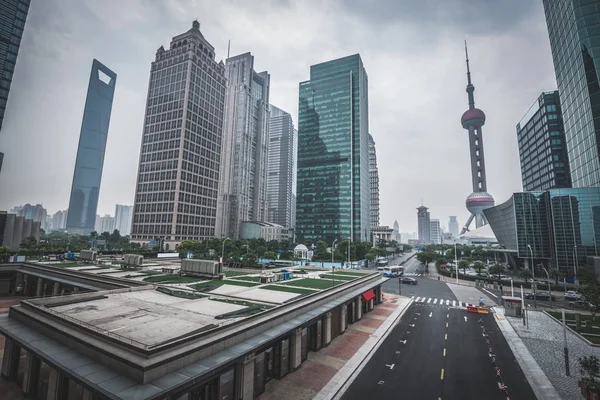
[494,308,561,400]
[543,310,600,347]
[313,297,414,400]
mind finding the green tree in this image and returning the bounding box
[473,261,485,274]
[264,251,277,260]
[458,259,470,275]
[416,251,438,267]
[355,241,373,261]
[20,236,37,250]
[550,267,563,285]
[581,282,600,320]
[488,264,506,280]
[313,240,330,261]
[520,268,533,283]
[365,250,378,266]
[242,251,258,268]
[0,246,10,263]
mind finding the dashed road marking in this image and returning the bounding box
[440,368,444,380]
[386,363,395,370]
[427,298,432,304]
[429,312,433,317]
[443,348,446,356]
[446,321,448,328]
[433,298,438,304]
[445,333,448,340]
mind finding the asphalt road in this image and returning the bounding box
[341,303,536,400]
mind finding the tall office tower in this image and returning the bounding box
[460,43,495,234]
[266,104,295,229]
[417,206,430,244]
[517,91,571,191]
[215,53,270,239]
[114,204,133,236]
[543,2,600,186]
[0,0,29,132]
[66,60,116,234]
[392,219,400,242]
[131,21,226,249]
[296,54,370,244]
[430,219,441,244]
[448,216,459,237]
[368,134,380,228]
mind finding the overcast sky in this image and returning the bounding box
[0,0,556,233]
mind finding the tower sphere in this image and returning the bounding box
[465,191,495,215]
[461,108,486,129]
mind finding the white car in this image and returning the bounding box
[565,291,582,301]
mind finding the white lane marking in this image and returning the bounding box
[427,298,432,304]
[415,297,421,302]
[399,340,407,344]
[409,324,415,327]
[446,313,449,318]
[429,312,433,318]
[378,380,385,385]
[464,316,468,322]
[415,313,420,315]
[386,363,395,370]
[433,298,438,304]
[459,301,463,307]
[446,300,450,306]
[452,300,456,307]
[482,288,498,298]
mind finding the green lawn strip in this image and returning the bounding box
[192,279,259,290]
[280,278,343,290]
[209,297,273,309]
[224,271,250,277]
[319,274,356,281]
[327,271,369,276]
[548,311,598,323]
[143,275,205,284]
[581,333,600,344]
[261,285,319,295]
[231,276,261,282]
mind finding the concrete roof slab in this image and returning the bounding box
[85,369,120,385]
[97,375,137,393]
[116,384,162,400]
[178,363,210,378]
[73,362,107,377]
[152,371,189,390]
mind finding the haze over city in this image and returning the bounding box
[0,0,556,232]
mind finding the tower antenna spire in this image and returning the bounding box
[465,40,472,86]
[464,40,475,109]
[227,40,230,59]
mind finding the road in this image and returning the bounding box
[341,303,536,400]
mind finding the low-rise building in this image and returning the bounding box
[371,226,393,245]
[0,211,41,251]
[240,221,290,242]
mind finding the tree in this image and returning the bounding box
[520,268,533,283]
[264,251,277,261]
[0,246,10,263]
[313,240,330,261]
[473,261,485,274]
[416,251,438,267]
[20,236,37,250]
[365,250,378,266]
[550,267,563,285]
[242,251,258,268]
[458,260,470,275]
[488,264,506,280]
[581,283,600,319]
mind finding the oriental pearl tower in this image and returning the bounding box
[460,42,495,234]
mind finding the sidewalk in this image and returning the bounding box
[257,295,412,400]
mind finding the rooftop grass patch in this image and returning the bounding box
[280,278,343,290]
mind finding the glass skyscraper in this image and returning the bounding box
[543,1,600,187]
[131,22,226,249]
[516,90,571,191]
[66,59,116,234]
[296,54,370,244]
[368,134,380,228]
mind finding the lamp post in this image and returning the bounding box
[527,244,537,308]
[332,239,338,286]
[454,242,459,284]
[573,245,578,284]
[221,238,231,265]
[541,266,552,301]
[347,237,351,269]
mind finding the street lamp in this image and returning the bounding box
[347,237,351,269]
[221,238,231,264]
[527,244,537,308]
[454,242,459,284]
[332,239,338,286]
[573,245,578,284]
[541,266,552,302]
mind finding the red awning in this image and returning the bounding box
[361,290,376,302]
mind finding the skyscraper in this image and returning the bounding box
[131,21,226,249]
[460,43,494,234]
[430,219,441,244]
[417,205,430,244]
[517,91,570,191]
[448,216,459,238]
[543,2,600,187]
[296,54,370,244]
[114,204,133,236]
[368,134,380,228]
[0,0,30,173]
[215,53,270,239]
[66,59,116,234]
[266,104,295,229]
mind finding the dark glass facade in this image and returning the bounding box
[66,60,117,233]
[543,1,600,187]
[0,0,29,131]
[517,91,571,191]
[296,54,370,244]
[485,188,600,274]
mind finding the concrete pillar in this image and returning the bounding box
[241,354,255,400]
[340,304,347,334]
[15,272,24,295]
[36,278,43,297]
[356,297,362,320]
[324,312,332,346]
[46,367,64,400]
[1,337,20,379]
[368,298,374,311]
[52,282,60,296]
[73,286,80,294]
[22,352,41,397]
[291,328,302,370]
[82,388,92,400]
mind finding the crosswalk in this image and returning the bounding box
[403,273,423,277]
[410,296,477,308]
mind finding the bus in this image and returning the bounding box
[381,266,404,277]
[375,258,389,268]
[268,260,295,268]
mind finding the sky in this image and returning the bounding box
[0,0,557,233]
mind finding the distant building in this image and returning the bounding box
[239,221,290,242]
[114,204,133,236]
[0,0,30,132]
[13,204,46,223]
[267,105,295,229]
[131,21,226,249]
[50,210,68,231]
[0,211,40,251]
[392,220,400,242]
[369,134,380,228]
[430,219,441,244]
[371,226,393,246]
[517,90,570,191]
[66,59,117,234]
[296,54,370,244]
[216,53,270,239]
[417,206,430,244]
[95,214,115,234]
[448,216,459,238]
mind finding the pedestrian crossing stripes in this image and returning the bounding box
[410,296,476,308]
[403,273,423,276]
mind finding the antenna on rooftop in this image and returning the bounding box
[227,40,230,59]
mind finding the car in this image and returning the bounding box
[564,291,582,301]
[525,291,556,301]
[400,277,418,285]
[568,300,590,310]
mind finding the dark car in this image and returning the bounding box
[525,292,556,301]
[400,277,418,285]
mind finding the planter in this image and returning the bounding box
[581,380,600,399]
